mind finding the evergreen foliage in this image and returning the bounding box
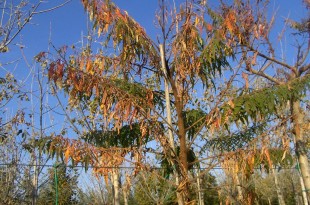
[37,164,80,205]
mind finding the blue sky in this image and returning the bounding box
[0,0,308,139]
[2,0,307,67]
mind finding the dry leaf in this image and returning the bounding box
[242,72,249,89]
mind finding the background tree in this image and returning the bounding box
[215,0,310,199]
[0,0,72,53]
[131,170,177,205]
[37,164,80,205]
[0,1,85,204]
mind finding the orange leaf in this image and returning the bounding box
[206,23,213,32]
[264,149,272,167]
[64,146,71,164]
[86,60,92,72]
[225,11,236,34]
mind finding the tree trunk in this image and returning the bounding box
[268,198,272,205]
[32,156,38,205]
[160,44,185,205]
[170,75,189,202]
[175,98,189,202]
[272,167,286,205]
[196,169,204,205]
[112,169,120,205]
[123,187,128,205]
[235,174,243,203]
[292,100,310,201]
[299,173,309,205]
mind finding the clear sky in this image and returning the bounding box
[2,0,307,68]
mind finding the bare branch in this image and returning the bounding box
[33,0,72,15]
[247,46,296,73]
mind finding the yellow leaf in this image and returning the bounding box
[194,17,199,26]
[104,23,109,33]
[98,27,102,36]
[228,100,235,108]
[86,60,92,72]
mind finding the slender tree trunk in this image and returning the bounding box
[160,44,185,205]
[112,169,120,205]
[268,198,272,205]
[299,173,309,205]
[292,100,310,201]
[170,77,189,202]
[196,169,204,205]
[235,174,243,203]
[123,188,128,205]
[122,173,129,205]
[272,167,286,205]
[32,154,38,205]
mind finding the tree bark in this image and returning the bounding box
[174,93,190,202]
[32,155,38,205]
[112,169,120,205]
[299,172,309,205]
[122,187,128,205]
[196,169,204,205]
[235,174,243,203]
[168,67,189,201]
[292,100,310,201]
[272,167,286,205]
[268,198,272,205]
[160,44,185,205]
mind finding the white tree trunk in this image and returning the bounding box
[272,167,286,205]
[112,169,120,205]
[299,173,309,205]
[123,189,128,205]
[236,174,243,202]
[122,182,128,205]
[160,44,184,205]
[196,169,204,205]
[292,100,310,201]
[32,157,38,205]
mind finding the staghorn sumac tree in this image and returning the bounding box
[42,0,309,204]
[43,0,235,203]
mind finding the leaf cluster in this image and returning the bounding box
[182,108,206,140]
[82,123,151,148]
[206,123,265,152]
[222,75,310,124]
[47,57,158,131]
[82,0,160,70]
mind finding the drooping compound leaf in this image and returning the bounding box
[206,123,265,151]
[182,108,206,140]
[81,123,151,148]
[222,74,310,124]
